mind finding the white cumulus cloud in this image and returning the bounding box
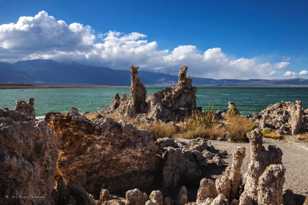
[284,70,297,78]
[274,61,290,69]
[299,70,308,76]
[0,11,94,52]
[0,10,300,79]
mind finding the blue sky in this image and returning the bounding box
[0,0,307,79]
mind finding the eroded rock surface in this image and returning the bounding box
[0,100,58,205]
[46,108,160,197]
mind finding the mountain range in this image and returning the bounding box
[1,59,308,86]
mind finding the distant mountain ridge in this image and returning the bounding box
[1,59,308,86]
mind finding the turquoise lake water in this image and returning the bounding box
[0,87,307,116]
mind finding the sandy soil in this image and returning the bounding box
[209,138,308,196]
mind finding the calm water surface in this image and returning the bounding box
[0,87,307,116]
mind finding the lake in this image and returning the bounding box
[0,87,307,116]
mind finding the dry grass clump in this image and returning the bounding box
[144,121,178,138]
[261,128,283,140]
[178,109,226,139]
[179,109,254,142]
[176,126,208,139]
[225,115,255,142]
[184,110,216,130]
[204,125,227,140]
[177,124,226,140]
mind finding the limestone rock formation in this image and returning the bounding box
[130,65,147,114]
[147,65,197,121]
[211,194,228,205]
[106,65,198,121]
[99,189,110,204]
[125,188,147,205]
[215,146,245,200]
[290,100,303,135]
[0,100,58,205]
[147,190,163,205]
[239,128,284,205]
[225,102,240,117]
[46,109,160,197]
[253,100,305,135]
[193,129,286,205]
[15,98,35,119]
[196,178,217,203]
[111,94,121,110]
[257,164,285,205]
[157,137,225,191]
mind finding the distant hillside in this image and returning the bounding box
[0,60,178,85]
[1,59,308,86]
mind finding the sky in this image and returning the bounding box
[0,0,307,79]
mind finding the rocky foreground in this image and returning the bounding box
[1,65,308,205]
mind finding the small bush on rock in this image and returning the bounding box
[225,115,255,141]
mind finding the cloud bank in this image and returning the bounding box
[0,10,304,79]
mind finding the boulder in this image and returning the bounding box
[125,188,147,205]
[158,138,225,191]
[196,178,217,203]
[148,190,163,205]
[45,109,160,197]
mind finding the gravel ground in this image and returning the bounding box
[209,138,308,196]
